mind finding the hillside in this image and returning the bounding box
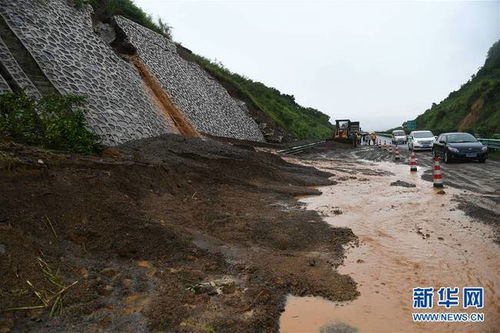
[89,0,334,141]
[1,0,267,144]
[416,40,500,137]
[190,55,335,140]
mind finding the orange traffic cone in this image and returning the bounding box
[394,145,401,160]
[433,155,443,188]
[410,150,417,172]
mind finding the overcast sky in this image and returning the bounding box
[136,0,499,131]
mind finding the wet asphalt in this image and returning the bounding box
[302,138,500,230]
[353,137,500,197]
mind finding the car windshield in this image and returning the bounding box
[393,131,405,136]
[447,133,477,143]
[413,131,434,138]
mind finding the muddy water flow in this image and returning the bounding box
[280,158,499,332]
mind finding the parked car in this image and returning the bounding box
[432,132,488,163]
[391,130,407,145]
[408,130,435,150]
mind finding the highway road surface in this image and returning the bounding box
[355,139,500,197]
[281,143,500,333]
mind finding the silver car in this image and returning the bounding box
[392,130,407,144]
[408,130,435,150]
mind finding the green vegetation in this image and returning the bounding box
[416,40,500,137]
[88,0,171,38]
[0,92,101,154]
[193,55,334,139]
[81,0,333,139]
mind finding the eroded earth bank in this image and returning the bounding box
[0,135,356,332]
[1,137,499,332]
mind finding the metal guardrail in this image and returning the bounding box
[478,138,500,150]
[277,137,499,154]
[277,141,325,155]
[375,132,392,138]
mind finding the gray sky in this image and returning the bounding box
[136,0,499,131]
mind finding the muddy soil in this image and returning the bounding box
[280,157,499,332]
[307,143,500,233]
[0,135,357,332]
[390,180,416,188]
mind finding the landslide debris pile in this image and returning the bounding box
[0,134,357,332]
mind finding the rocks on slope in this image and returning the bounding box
[0,0,265,145]
[0,0,177,145]
[114,16,264,142]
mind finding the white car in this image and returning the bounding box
[408,130,435,150]
[392,130,407,145]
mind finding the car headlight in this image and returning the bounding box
[448,147,459,153]
[482,146,488,152]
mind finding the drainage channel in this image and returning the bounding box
[0,14,58,96]
[129,55,199,137]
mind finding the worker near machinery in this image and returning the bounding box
[355,131,362,147]
[350,131,357,147]
[371,133,377,145]
[362,133,369,145]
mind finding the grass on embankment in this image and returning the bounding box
[85,0,335,140]
[192,55,335,140]
[87,0,171,38]
[415,40,500,137]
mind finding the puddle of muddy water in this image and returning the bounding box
[280,159,500,333]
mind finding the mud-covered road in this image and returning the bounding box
[357,138,499,195]
[305,141,500,232]
[309,138,500,195]
[280,142,499,332]
[1,136,498,333]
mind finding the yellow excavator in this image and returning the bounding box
[333,119,360,143]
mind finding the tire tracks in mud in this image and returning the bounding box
[305,144,500,239]
[281,151,500,332]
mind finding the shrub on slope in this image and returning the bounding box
[89,0,171,38]
[416,40,500,137]
[0,92,101,154]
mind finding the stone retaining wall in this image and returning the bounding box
[0,0,265,144]
[0,0,176,145]
[115,16,264,142]
[0,36,40,97]
[0,74,9,93]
